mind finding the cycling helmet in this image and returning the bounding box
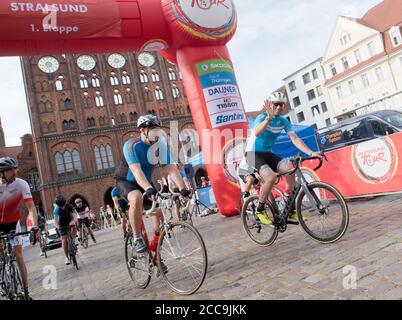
[55,194,67,207]
[137,114,162,129]
[269,91,287,104]
[0,157,18,172]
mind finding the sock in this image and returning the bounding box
[257,202,265,212]
[134,234,142,241]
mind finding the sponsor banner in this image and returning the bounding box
[206,96,244,115]
[0,0,122,40]
[200,71,237,88]
[300,132,402,198]
[202,84,239,100]
[210,111,246,128]
[197,59,233,75]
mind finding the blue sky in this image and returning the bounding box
[0,0,381,146]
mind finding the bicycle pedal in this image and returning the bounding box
[287,220,300,226]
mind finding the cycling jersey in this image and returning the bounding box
[75,205,90,220]
[246,113,294,153]
[114,136,171,183]
[111,187,128,209]
[53,204,74,227]
[0,178,33,224]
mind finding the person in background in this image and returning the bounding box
[201,177,209,188]
[37,211,48,257]
[106,204,117,228]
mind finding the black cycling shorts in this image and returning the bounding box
[78,218,91,229]
[0,221,19,235]
[58,225,71,237]
[116,179,155,211]
[246,152,284,173]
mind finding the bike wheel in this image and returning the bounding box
[10,263,25,300]
[41,234,48,259]
[157,222,207,296]
[68,237,79,270]
[296,182,349,244]
[124,231,151,289]
[83,227,89,249]
[241,196,278,247]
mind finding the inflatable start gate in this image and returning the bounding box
[0,0,249,216]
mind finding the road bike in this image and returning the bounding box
[242,153,349,246]
[124,192,208,295]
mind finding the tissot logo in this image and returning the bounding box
[216,113,244,125]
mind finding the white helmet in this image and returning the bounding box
[137,114,162,129]
[269,91,287,104]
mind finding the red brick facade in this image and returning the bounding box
[21,52,196,217]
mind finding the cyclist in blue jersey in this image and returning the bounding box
[111,187,128,238]
[244,92,321,225]
[114,114,191,253]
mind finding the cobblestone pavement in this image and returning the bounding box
[6,194,402,300]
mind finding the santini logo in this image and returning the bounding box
[216,113,244,125]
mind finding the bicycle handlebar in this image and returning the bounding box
[144,192,191,217]
[277,152,327,178]
[0,230,33,240]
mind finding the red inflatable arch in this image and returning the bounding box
[0,0,249,216]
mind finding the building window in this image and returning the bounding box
[91,74,100,87]
[122,71,131,85]
[87,117,96,127]
[367,42,376,57]
[79,75,89,89]
[144,87,152,101]
[340,32,351,45]
[316,86,323,96]
[354,49,362,64]
[312,69,318,80]
[311,105,320,117]
[28,171,40,191]
[110,73,119,86]
[307,89,316,101]
[330,63,337,76]
[168,68,177,81]
[341,57,349,70]
[140,71,148,83]
[336,86,343,99]
[325,118,331,127]
[55,150,83,176]
[55,76,64,91]
[114,90,123,105]
[151,70,160,82]
[129,112,138,122]
[302,73,311,84]
[348,80,355,93]
[64,98,72,110]
[389,26,402,47]
[172,86,180,99]
[155,87,164,100]
[321,102,328,113]
[361,73,370,88]
[297,112,305,123]
[375,67,384,81]
[95,92,104,107]
[288,81,296,92]
[94,144,115,171]
[62,119,76,131]
[293,96,301,108]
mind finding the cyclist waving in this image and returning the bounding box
[114,115,191,254]
[244,92,321,225]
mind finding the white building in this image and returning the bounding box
[283,58,337,130]
[322,0,402,121]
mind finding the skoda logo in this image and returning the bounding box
[201,64,209,71]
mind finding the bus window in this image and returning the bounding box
[368,119,397,137]
[342,121,369,143]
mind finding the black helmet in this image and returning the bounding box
[0,157,18,172]
[55,194,67,207]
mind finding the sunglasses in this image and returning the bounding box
[75,201,82,204]
[273,103,285,107]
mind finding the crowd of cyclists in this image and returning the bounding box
[0,91,325,299]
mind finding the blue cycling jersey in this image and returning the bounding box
[111,187,128,208]
[246,113,293,153]
[115,137,171,183]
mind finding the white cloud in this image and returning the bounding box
[0,0,382,145]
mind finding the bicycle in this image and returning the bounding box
[39,230,48,258]
[242,153,349,246]
[124,192,208,295]
[66,228,79,270]
[0,230,34,300]
[78,223,89,249]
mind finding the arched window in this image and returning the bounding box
[55,152,64,175]
[72,150,82,174]
[155,87,164,101]
[122,71,131,85]
[63,119,76,130]
[55,149,83,176]
[62,120,69,130]
[94,144,115,171]
[64,98,72,110]
[168,68,177,81]
[144,87,152,102]
[140,70,148,83]
[129,112,138,122]
[55,76,64,91]
[151,70,160,82]
[87,117,96,127]
[114,90,123,105]
[110,72,119,86]
[91,74,100,88]
[80,75,89,89]
[172,86,180,99]
[95,92,104,107]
